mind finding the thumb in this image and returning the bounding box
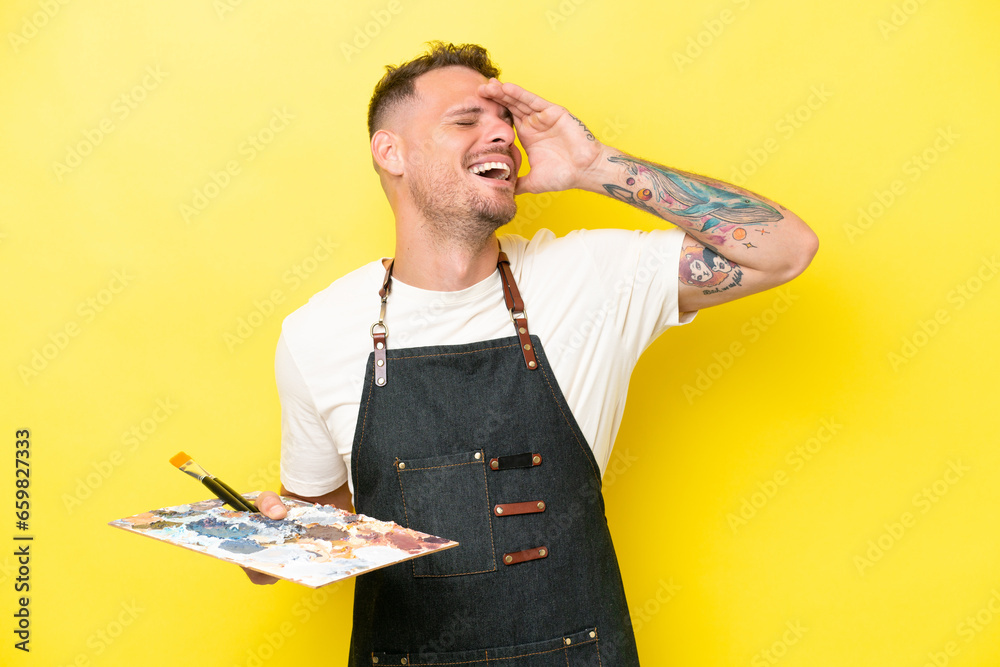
[255,491,288,520]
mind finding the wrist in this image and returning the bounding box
[575,143,623,194]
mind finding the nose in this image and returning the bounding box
[485,113,515,146]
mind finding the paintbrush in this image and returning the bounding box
[169,451,259,513]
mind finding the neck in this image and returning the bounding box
[389,226,500,291]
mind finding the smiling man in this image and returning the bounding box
[252,42,817,665]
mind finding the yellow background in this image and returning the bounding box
[2,1,998,665]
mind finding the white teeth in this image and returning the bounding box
[467,161,511,180]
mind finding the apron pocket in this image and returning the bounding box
[396,449,496,577]
[373,627,602,666]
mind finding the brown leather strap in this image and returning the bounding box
[497,252,538,371]
[373,253,539,386]
[502,546,549,565]
[378,259,393,299]
[497,252,524,312]
[494,500,546,516]
[371,259,393,387]
[372,331,387,386]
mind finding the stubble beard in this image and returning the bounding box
[408,162,517,251]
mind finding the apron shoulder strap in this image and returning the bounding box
[497,252,538,371]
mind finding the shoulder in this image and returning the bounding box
[500,226,685,279]
[500,227,644,268]
[281,258,386,355]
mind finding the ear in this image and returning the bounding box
[371,129,404,176]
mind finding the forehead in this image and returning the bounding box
[412,66,507,119]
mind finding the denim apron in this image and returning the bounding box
[348,253,640,666]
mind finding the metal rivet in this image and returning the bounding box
[504,555,513,564]
[372,658,378,665]
[377,359,384,366]
[401,660,407,665]
[376,342,384,349]
[532,455,541,464]
[537,501,545,510]
[397,462,405,470]
[589,631,596,638]
[523,343,531,351]
[474,452,481,460]
[518,327,526,334]
[538,548,547,557]
[564,638,571,646]
[376,377,385,385]
[495,507,504,514]
[528,361,536,368]
[490,460,499,470]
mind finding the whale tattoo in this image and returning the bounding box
[606,155,783,232]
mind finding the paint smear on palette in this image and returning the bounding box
[108,494,458,588]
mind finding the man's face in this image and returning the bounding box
[398,66,523,235]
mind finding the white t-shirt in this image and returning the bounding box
[277,227,695,498]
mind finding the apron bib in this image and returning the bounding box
[347,253,640,666]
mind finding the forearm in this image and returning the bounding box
[579,145,817,281]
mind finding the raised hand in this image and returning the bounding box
[479,78,608,195]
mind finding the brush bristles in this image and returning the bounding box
[169,451,192,468]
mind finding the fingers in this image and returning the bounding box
[244,491,286,584]
[255,490,288,520]
[242,566,279,585]
[479,78,553,119]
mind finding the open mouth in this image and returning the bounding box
[467,161,512,182]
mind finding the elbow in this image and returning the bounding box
[794,226,820,276]
[772,226,819,286]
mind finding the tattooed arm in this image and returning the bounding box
[479,78,819,312]
[593,150,817,310]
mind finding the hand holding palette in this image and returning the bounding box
[108,494,458,587]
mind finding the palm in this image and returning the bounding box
[480,79,603,195]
